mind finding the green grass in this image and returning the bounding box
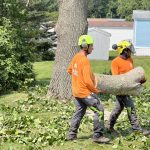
[0,92,27,106]
[33,61,54,85]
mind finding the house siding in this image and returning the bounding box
[98,27,133,50]
[133,10,150,56]
[88,28,111,60]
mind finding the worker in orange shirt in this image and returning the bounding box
[67,35,110,143]
[107,40,149,136]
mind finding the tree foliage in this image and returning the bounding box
[88,0,150,20]
[117,0,150,20]
[26,0,58,61]
[0,0,59,93]
[0,0,35,94]
[106,0,119,18]
[117,0,141,20]
[88,0,109,18]
[26,0,58,22]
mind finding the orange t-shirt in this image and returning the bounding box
[111,56,133,75]
[67,52,99,98]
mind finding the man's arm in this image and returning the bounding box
[82,63,100,94]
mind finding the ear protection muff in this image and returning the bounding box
[112,44,118,50]
[81,38,88,48]
[112,44,123,50]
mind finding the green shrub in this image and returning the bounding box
[0,18,35,94]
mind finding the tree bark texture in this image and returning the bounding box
[47,0,88,100]
[95,67,145,96]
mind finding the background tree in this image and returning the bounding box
[106,0,119,18]
[88,0,109,18]
[87,0,150,20]
[141,0,150,10]
[0,0,60,94]
[117,0,150,20]
[26,0,58,61]
[26,0,58,22]
[0,0,36,94]
[47,0,88,99]
[117,0,141,20]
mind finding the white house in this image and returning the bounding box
[88,28,111,60]
[133,10,150,56]
[88,18,133,51]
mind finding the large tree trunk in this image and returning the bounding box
[47,0,88,100]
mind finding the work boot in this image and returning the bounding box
[107,127,116,133]
[106,124,116,133]
[66,134,77,141]
[93,136,110,143]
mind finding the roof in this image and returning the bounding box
[133,10,150,19]
[88,18,133,28]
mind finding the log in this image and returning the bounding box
[95,67,145,95]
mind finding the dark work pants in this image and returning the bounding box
[68,94,104,138]
[109,95,141,130]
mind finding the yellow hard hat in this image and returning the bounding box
[112,40,135,54]
[78,35,94,47]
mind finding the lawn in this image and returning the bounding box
[0,52,150,150]
[33,61,54,86]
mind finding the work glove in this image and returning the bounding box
[140,78,146,84]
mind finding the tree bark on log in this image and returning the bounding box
[47,0,88,100]
[95,67,145,96]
